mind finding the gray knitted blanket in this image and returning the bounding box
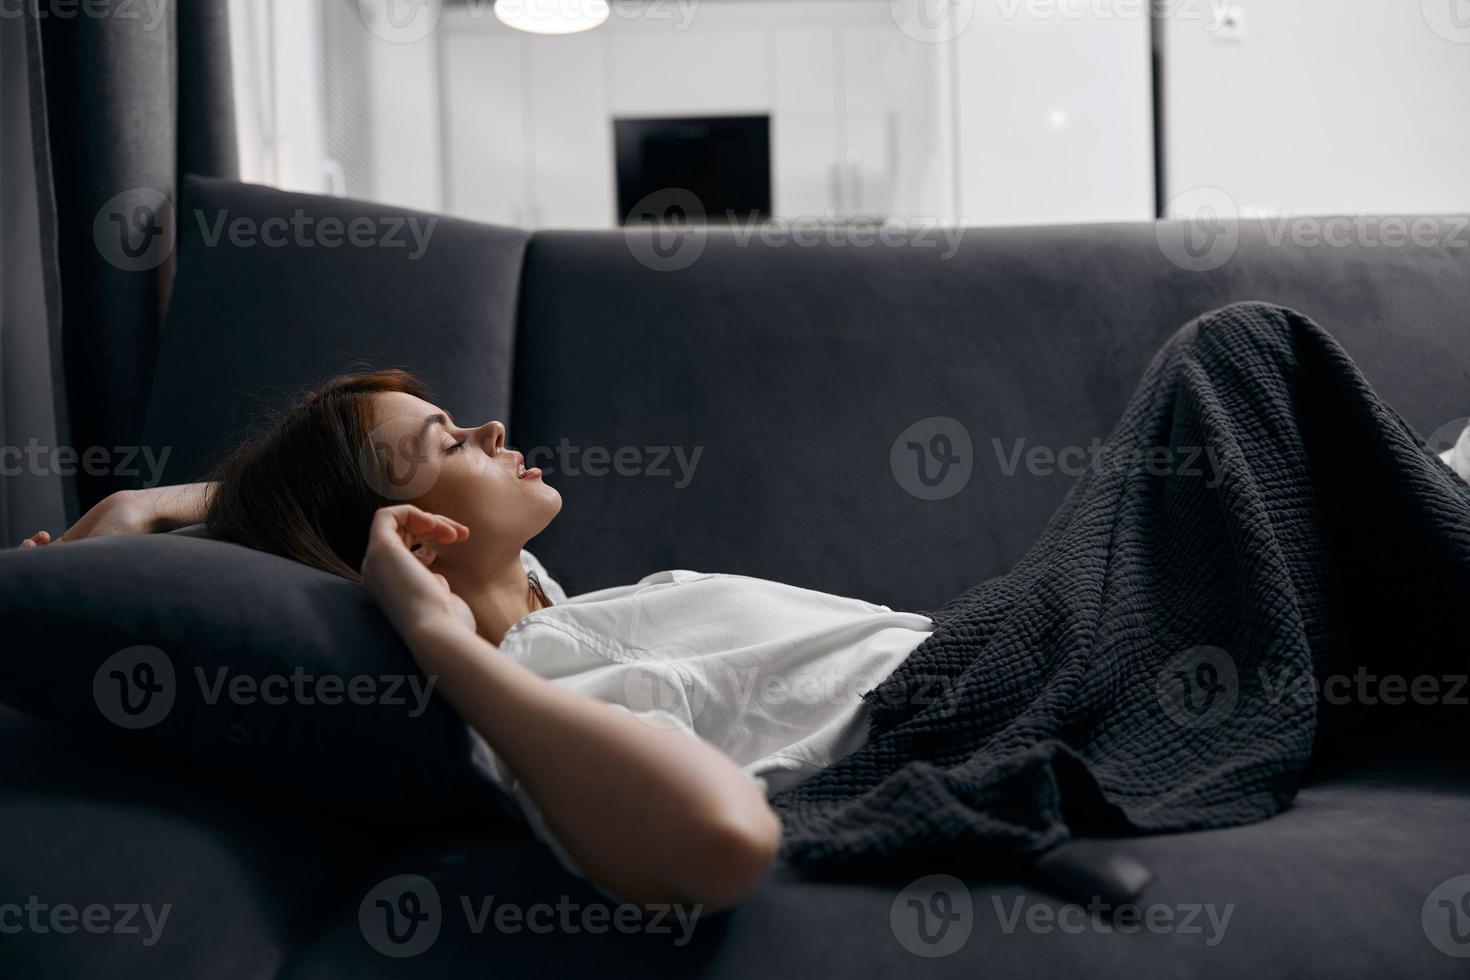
[770,302,1470,871]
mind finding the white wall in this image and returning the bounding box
[1165,2,1470,215]
[952,3,1155,225]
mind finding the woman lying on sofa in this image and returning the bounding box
[20,303,1470,911]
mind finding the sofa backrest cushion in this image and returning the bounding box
[512,220,1470,611]
[0,532,512,817]
[141,176,529,485]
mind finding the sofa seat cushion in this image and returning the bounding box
[279,740,1470,977]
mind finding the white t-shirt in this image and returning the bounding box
[470,553,934,886]
[1442,421,1470,482]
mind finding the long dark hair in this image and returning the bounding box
[206,370,429,580]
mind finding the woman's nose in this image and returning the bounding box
[477,421,506,455]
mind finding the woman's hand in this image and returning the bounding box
[18,483,213,549]
[360,505,477,638]
[20,490,152,548]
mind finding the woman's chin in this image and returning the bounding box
[533,482,564,519]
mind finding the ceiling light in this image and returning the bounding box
[493,0,610,34]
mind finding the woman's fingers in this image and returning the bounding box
[19,531,52,549]
[369,505,469,552]
[401,508,469,543]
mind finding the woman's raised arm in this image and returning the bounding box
[360,505,781,912]
[19,482,215,548]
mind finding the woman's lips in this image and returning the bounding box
[515,456,541,480]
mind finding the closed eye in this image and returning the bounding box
[445,438,467,454]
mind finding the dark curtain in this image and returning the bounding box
[24,0,238,515]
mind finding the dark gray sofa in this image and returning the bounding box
[3,177,1469,978]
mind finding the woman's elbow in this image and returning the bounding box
[678,805,783,911]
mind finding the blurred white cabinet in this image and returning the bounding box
[525,32,615,228]
[953,6,1153,224]
[771,26,839,217]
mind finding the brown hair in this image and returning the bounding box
[206,369,429,581]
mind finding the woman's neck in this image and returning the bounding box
[447,551,547,645]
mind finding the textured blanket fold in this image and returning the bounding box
[770,302,1470,870]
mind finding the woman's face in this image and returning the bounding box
[367,391,561,558]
